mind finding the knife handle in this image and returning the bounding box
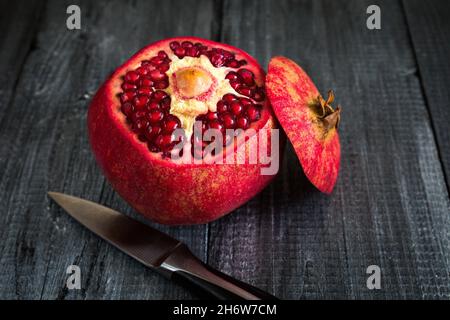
[159,244,277,300]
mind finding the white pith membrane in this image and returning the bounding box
[118,40,266,159]
[166,55,234,137]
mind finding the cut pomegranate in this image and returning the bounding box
[88,37,279,225]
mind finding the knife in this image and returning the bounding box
[48,192,277,300]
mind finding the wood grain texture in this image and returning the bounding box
[0,0,219,299]
[207,0,450,299]
[402,0,450,191]
[0,0,449,300]
[0,0,45,119]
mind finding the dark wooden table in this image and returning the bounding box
[1,0,449,300]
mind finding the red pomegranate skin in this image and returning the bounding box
[88,37,280,225]
[266,56,340,194]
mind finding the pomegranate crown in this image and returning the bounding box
[317,90,341,131]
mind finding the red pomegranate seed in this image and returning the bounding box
[120,91,136,103]
[169,41,180,50]
[221,113,236,129]
[136,66,149,76]
[145,124,161,141]
[198,45,208,55]
[216,100,228,113]
[140,77,153,87]
[195,43,207,54]
[155,134,175,150]
[158,51,168,59]
[208,120,224,132]
[154,135,165,149]
[240,97,253,107]
[164,115,181,132]
[158,63,170,72]
[186,47,199,57]
[246,105,261,121]
[236,116,249,129]
[133,95,150,109]
[230,80,241,90]
[253,87,265,101]
[237,87,254,97]
[210,54,225,67]
[142,63,156,71]
[238,69,255,86]
[150,57,164,66]
[138,87,152,96]
[161,96,171,110]
[133,119,148,133]
[223,93,237,103]
[121,102,134,116]
[225,71,240,81]
[239,60,247,66]
[124,71,140,83]
[227,60,240,68]
[131,116,148,126]
[205,111,218,121]
[230,101,243,116]
[121,82,137,91]
[149,69,166,81]
[131,110,146,123]
[137,117,150,133]
[147,101,160,110]
[181,41,193,48]
[223,50,234,60]
[154,79,169,89]
[152,90,168,101]
[174,47,185,58]
[148,110,164,123]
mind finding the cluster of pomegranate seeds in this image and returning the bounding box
[192,93,262,156]
[119,51,184,155]
[169,41,247,68]
[119,41,265,158]
[225,69,265,101]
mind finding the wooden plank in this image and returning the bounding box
[0,0,218,299]
[402,0,450,191]
[0,0,44,117]
[208,0,450,299]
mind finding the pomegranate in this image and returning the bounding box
[266,56,341,193]
[88,37,280,225]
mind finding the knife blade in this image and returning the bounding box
[48,192,277,300]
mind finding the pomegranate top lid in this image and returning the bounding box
[265,56,341,193]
